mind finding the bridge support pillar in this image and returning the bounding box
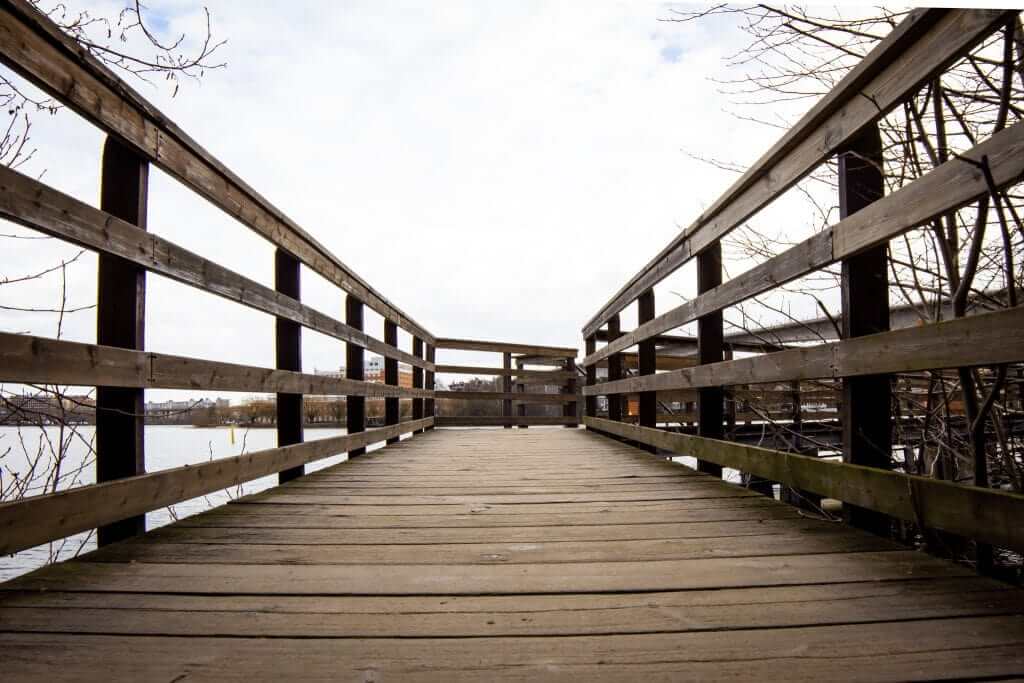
[96,136,148,546]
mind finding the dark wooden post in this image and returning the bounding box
[276,249,304,482]
[839,123,891,536]
[585,334,597,429]
[563,356,577,428]
[637,289,657,452]
[607,314,623,424]
[516,359,528,428]
[696,243,724,478]
[425,343,435,430]
[502,352,513,429]
[96,136,148,546]
[412,337,424,433]
[346,295,366,456]
[384,320,399,444]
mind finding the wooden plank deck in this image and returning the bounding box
[1,428,1023,680]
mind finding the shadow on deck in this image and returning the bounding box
[2,428,1023,680]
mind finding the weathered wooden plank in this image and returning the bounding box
[582,8,1013,338]
[239,487,760,506]
[118,517,838,545]
[0,418,433,556]
[436,338,577,357]
[585,418,1024,553]
[0,332,433,397]
[2,578,1016,638]
[583,120,1024,367]
[84,531,894,565]
[1,550,968,595]
[2,618,1023,681]
[0,164,435,371]
[584,305,1024,396]
[0,0,434,344]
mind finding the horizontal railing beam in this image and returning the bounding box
[434,365,576,380]
[582,8,1013,338]
[0,332,434,398]
[0,0,434,345]
[435,416,577,427]
[435,391,576,403]
[585,417,1024,553]
[583,121,1024,367]
[0,164,435,371]
[585,306,1024,396]
[0,418,433,556]
[436,338,577,357]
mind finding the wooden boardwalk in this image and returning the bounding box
[1,427,1023,680]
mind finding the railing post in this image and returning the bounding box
[607,314,623,424]
[96,136,148,546]
[839,123,891,536]
[516,358,528,428]
[696,243,724,478]
[503,352,513,429]
[563,356,577,428]
[584,334,597,429]
[276,249,304,482]
[425,343,435,430]
[412,337,424,433]
[346,295,366,456]
[637,289,656,452]
[384,320,399,444]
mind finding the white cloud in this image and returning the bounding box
[1,2,816,396]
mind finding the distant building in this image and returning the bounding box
[318,355,414,388]
[145,397,228,418]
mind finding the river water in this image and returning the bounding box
[0,424,370,581]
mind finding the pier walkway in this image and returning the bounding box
[3,428,1024,679]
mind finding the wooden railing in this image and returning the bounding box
[0,0,445,556]
[580,8,1024,556]
[433,338,579,427]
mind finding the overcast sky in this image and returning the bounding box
[2,1,883,400]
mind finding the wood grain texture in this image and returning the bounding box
[3,427,1022,680]
[583,120,1024,367]
[585,305,1024,395]
[585,418,1024,552]
[0,331,435,397]
[0,419,433,555]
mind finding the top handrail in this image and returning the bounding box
[581,8,1013,338]
[0,0,434,344]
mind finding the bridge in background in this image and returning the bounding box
[1,4,1024,679]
